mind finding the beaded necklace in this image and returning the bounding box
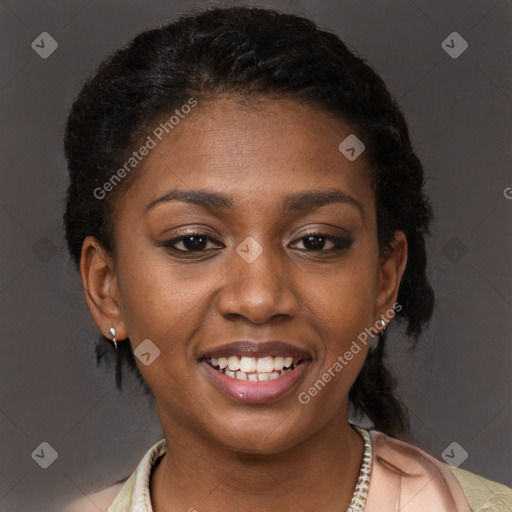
[346,426,372,512]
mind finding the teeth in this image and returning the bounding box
[273,356,284,370]
[209,355,300,371]
[227,356,240,371]
[257,357,274,373]
[217,367,294,381]
[239,357,257,373]
[207,354,304,381]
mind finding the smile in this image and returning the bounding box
[200,355,311,404]
[205,355,301,381]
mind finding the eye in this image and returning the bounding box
[290,231,353,252]
[161,232,223,252]
[160,230,353,254]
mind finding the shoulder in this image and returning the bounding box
[62,481,127,512]
[367,429,511,511]
[448,466,512,512]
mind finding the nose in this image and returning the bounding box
[217,244,299,324]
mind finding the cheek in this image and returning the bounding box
[116,246,215,357]
[114,254,203,397]
[305,257,377,342]
[299,250,377,404]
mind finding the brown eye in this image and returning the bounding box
[161,232,223,252]
[179,234,208,251]
[291,232,353,252]
[301,234,331,251]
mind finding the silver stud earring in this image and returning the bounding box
[107,327,117,350]
[379,314,387,332]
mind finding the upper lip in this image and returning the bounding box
[200,340,313,360]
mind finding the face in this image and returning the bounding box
[81,97,406,454]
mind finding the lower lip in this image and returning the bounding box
[200,360,310,404]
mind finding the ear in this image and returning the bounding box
[374,230,408,323]
[80,236,128,341]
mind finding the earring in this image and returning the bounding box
[379,314,387,332]
[107,327,117,350]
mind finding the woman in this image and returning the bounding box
[63,5,511,511]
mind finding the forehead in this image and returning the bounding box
[118,97,374,218]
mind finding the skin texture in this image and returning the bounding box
[80,97,407,511]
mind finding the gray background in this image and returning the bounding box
[1,0,511,510]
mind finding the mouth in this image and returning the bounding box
[198,341,312,404]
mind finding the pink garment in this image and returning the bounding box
[70,427,511,511]
[366,430,471,511]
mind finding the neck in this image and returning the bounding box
[150,408,365,512]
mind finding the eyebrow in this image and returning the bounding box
[144,188,365,221]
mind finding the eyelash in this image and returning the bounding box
[161,230,353,255]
